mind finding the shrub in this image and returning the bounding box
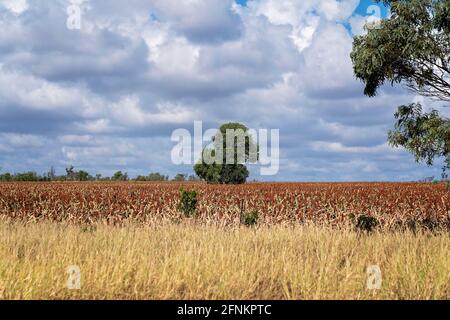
[135,173,169,181]
[355,214,379,233]
[173,173,187,181]
[178,189,198,217]
[80,225,97,233]
[421,218,439,231]
[112,171,128,181]
[241,210,258,227]
[0,173,12,181]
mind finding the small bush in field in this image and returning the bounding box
[241,210,258,227]
[355,214,378,233]
[80,224,97,233]
[178,189,198,217]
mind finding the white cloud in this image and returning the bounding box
[249,0,360,52]
[149,0,242,43]
[301,23,356,94]
[0,133,45,148]
[317,119,385,141]
[75,119,112,134]
[349,14,369,36]
[150,36,200,75]
[336,159,379,173]
[310,141,392,154]
[0,69,104,117]
[59,135,96,146]
[1,0,28,15]
[318,0,360,21]
[111,96,199,126]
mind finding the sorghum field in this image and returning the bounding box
[1,182,449,228]
[0,182,449,299]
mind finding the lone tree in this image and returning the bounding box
[112,171,128,181]
[351,0,450,175]
[194,122,258,184]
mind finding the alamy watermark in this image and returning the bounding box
[365,3,391,30]
[366,265,382,290]
[66,265,81,290]
[171,121,280,176]
[66,0,86,30]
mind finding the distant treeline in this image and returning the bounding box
[0,166,199,182]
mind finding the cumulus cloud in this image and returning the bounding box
[150,0,243,43]
[110,96,200,126]
[309,141,392,154]
[0,0,444,180]
[248,0,360,51]
[0,0,29,15]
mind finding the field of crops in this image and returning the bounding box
[1,182,449,299]
[1,182,449,230]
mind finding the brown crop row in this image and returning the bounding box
[0,182,449,229]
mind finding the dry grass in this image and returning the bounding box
[0,219,448,300]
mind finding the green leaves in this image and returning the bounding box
[194,122,257,185]
[352,1,450,179]
[194,161,221,184]
[178,189,198,217]
[241,210,259,227]
[388,103,449,172]
[351,0,450,101]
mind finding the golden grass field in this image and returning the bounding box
[0,219,448,300]
[0,182,449,300]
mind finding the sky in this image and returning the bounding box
[0,0,448,181]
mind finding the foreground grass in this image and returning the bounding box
[0,220,448,299]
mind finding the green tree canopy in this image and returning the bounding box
[135,172,169,181]
[351,0,450,100]
[173,173,187,181]
[194,122,258,184]
[388,103,449,170]
[75,170,91,181]
[351,0,450,177]
[112,171,128,181]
